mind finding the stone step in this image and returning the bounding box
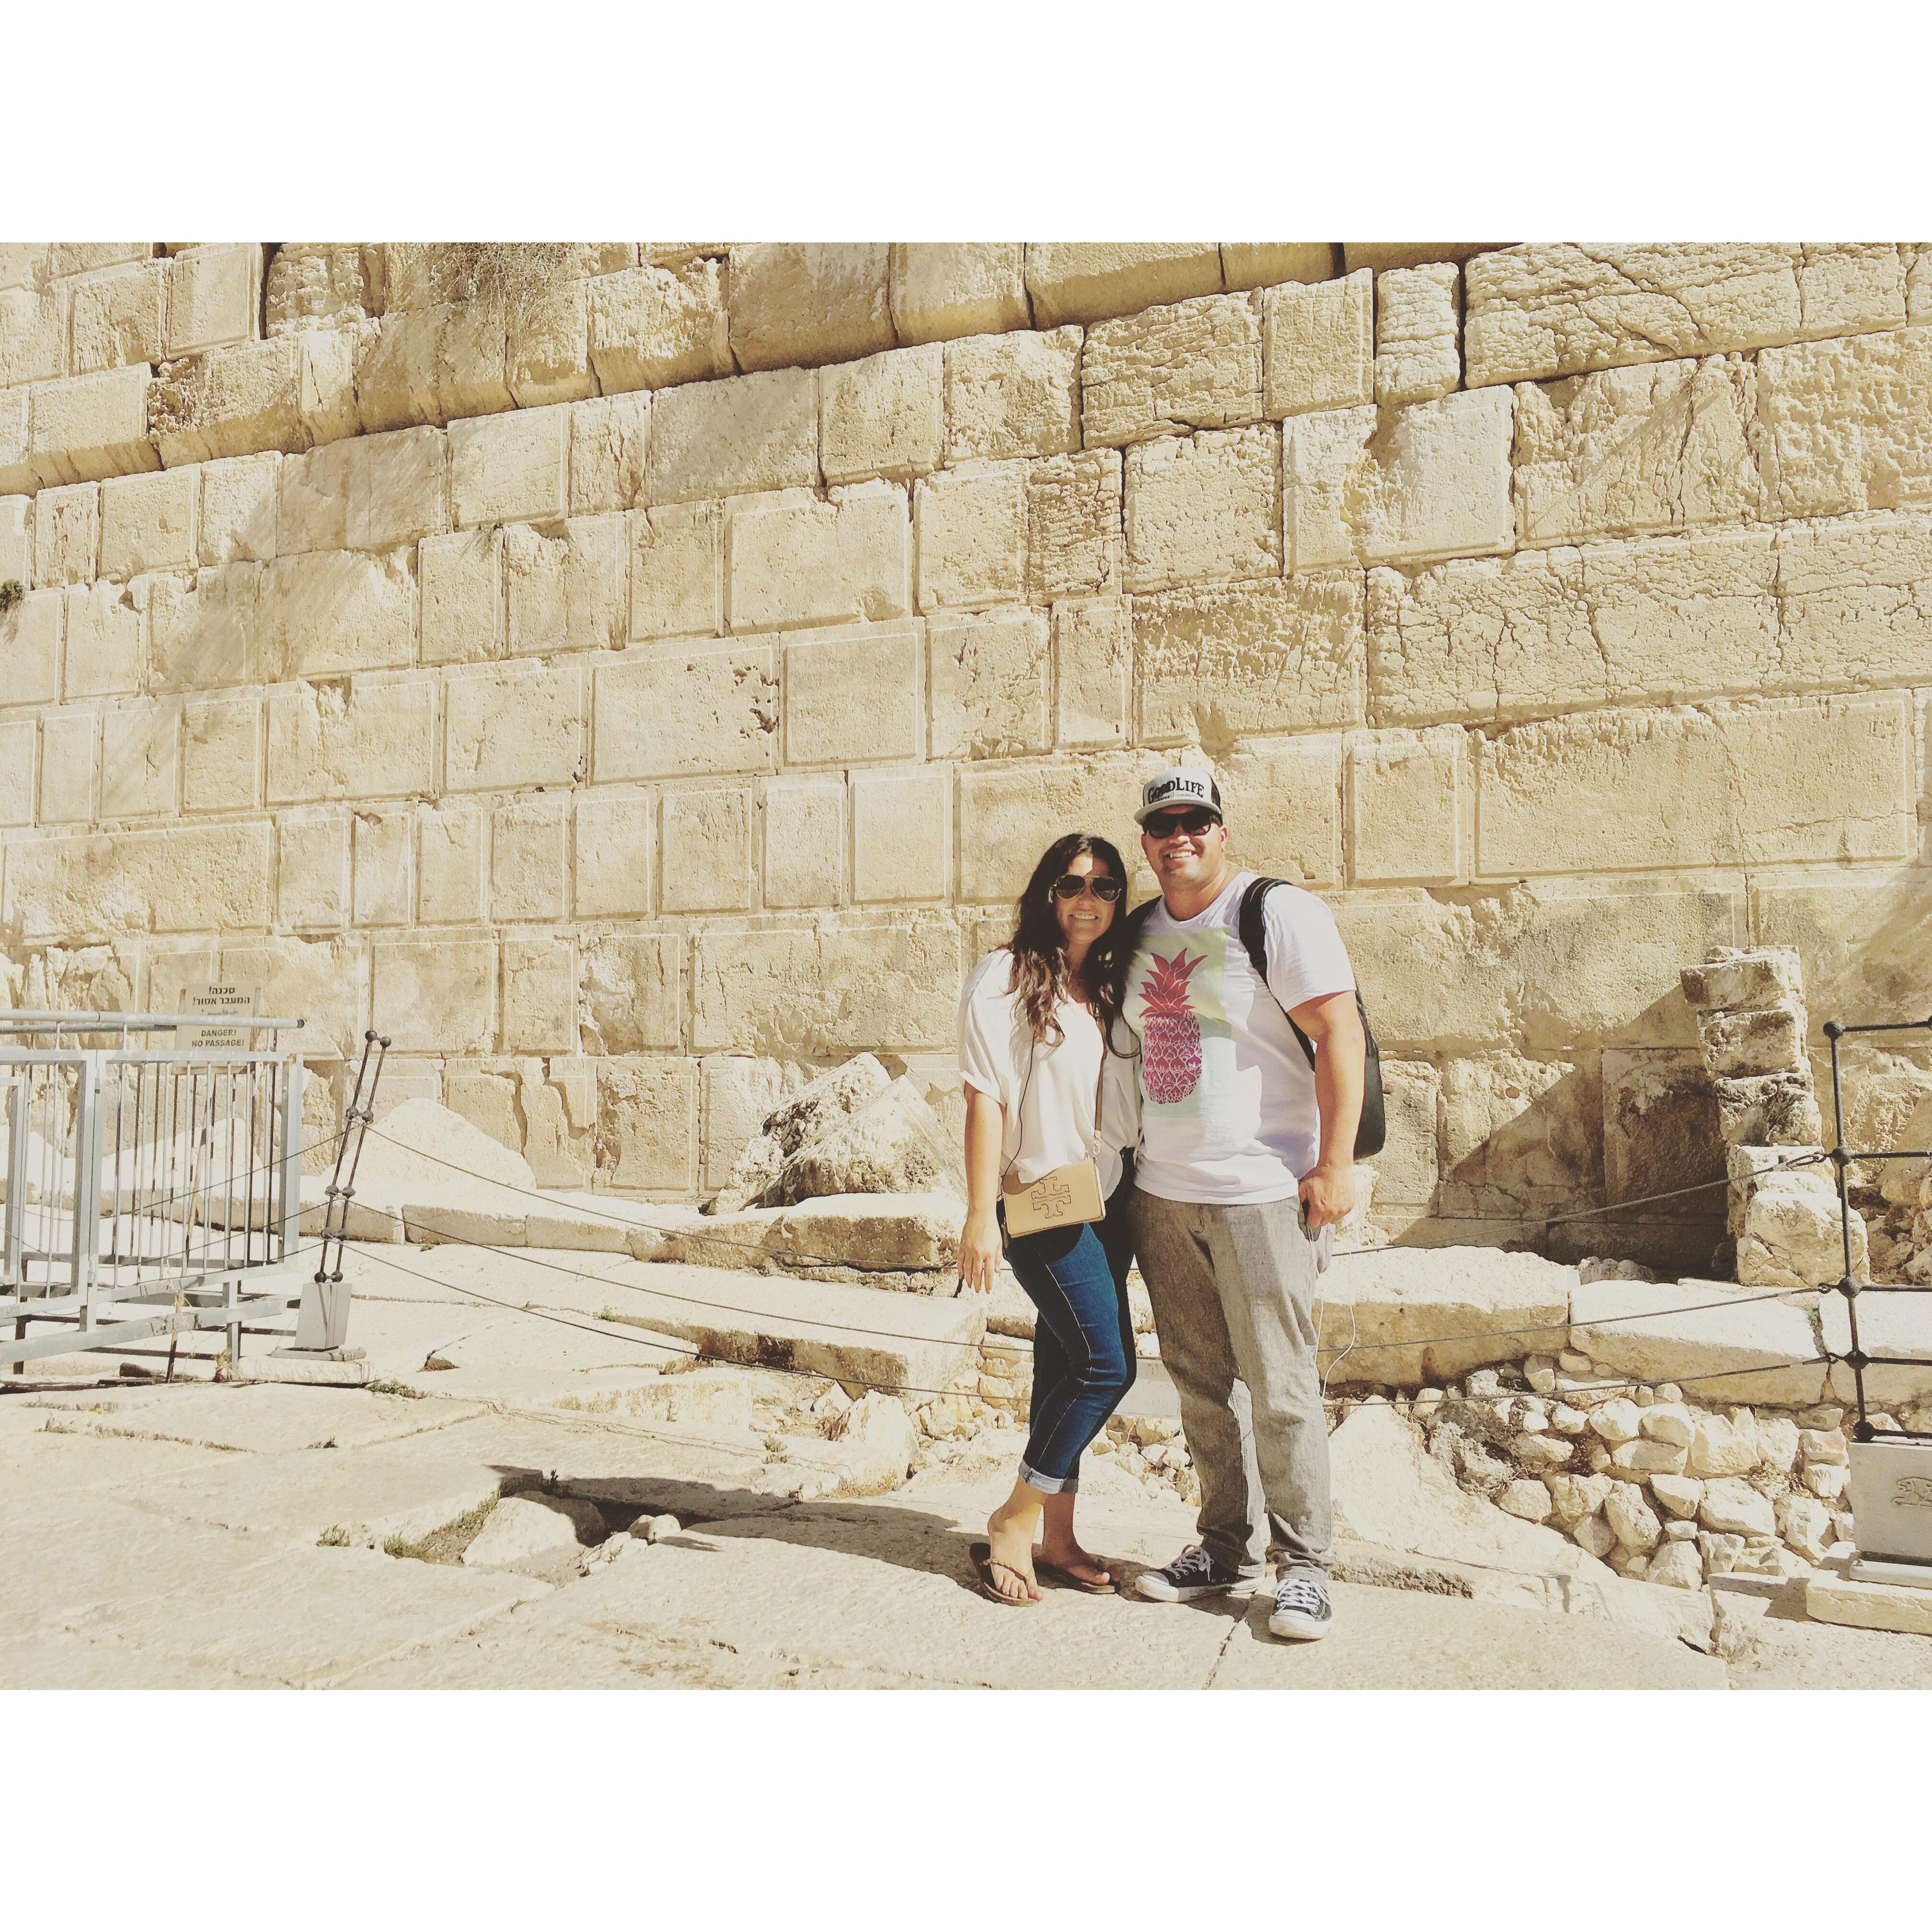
[1569,1276,1827,1406]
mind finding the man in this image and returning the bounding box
[1119,768,1366,1641]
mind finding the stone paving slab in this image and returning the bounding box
[1568,1277,1827,1405]
[15,1383,482,1455]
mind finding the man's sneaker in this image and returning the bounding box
[1268,1569,1333,1641]
[1134,1544,1254,1603]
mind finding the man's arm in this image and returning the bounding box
[1291,989,1365,1230]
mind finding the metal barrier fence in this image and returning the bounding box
[2,1012,307,1373]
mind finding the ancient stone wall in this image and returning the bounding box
[2,242,1928,1262]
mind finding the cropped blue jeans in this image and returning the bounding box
[1004,1168,1138,1494]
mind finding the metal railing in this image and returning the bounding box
[2,1012,308,1373]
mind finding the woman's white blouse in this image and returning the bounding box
[956,951,1142,1198]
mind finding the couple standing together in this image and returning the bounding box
[955,768,1367,1642]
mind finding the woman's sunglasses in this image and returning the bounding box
[1052,874,1124,902]
[1142,808,1218,839]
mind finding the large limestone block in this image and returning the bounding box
[1222,244,1338,289]
[30,367,159,486]
[593,642,777,781]
[197,452,280,565]
[166,244,262,357]
[1,587,62,706]
[782,619,922,765]
[70,259,169,375]
[668,1194,961,1278]
[0,284,68,388]
[954,751,1159,906]
[33,482,99,585]
[1569,1277,1827,1406]
[1347,726,1466,886]
[1263,270,1373,418]
[1736,1162,1867,1290]
[569,392,651,517]
[1369,1059,1443,1215]
[419,528,503,666]
[1024,244,1223,328]
[945,327,1081,464]
[1436,1052,1600,1222]
[928,609,1050,760]
[1473,696,1915,876]
[567,793,650,920]
[39,712,99,823]
[111,695,189,815]
[1601,1051,1725,1223]
[99,468,198,579]
[353,808,412,927]
[851,765,950,904]
[726,244,892,372]
[725,483,910,632]
[448,402,569,528]
[1286,389,1515,571]
[490,798,568,921]
[1820,1292,1932,1403]
[275,437,353,554]
[596,1058,700,1193]
[1772,511,1932,691]
[502,936,575,1053]
[0,386,33,496]
[818,343,942,484]
[359,1094,536,1195]
[1711,1072,1824,1148]
[1467,244,1909,388]
[1,492,28,581]
[577,934,682,1056]
[354,300,509,430]
[279,812,349,930]
[512,281,598,408]
[0,718,33,824]
[1124,425,1281,591]
[1366,529,1782,726]
[1024,449,1124,601]
[149,331,357,465]
[62,582,141,698]
[1208,735,1343,889]
[764,1077,966,1205]
[1081,294,1263,447]
[1333,879,1739,1057]
[888,244,1029,345]
[586,258,731,393]
[691,915,962,1055]
[505,514,628,656]
[763,775,845,909]
[913,461,1026,610]
[630,500,721,640]
[1876,1095,1932,1209]
[371,941,497,1055]
[3,822,272,941]
[699,1057,823,1194]
[1054,598,1132,750]
[264,244,378,336]
[1755,326,1932,519]
[145,562,256,695]
[1345,246,1495,275]
[267,676,435,804]
[660,786,756,913]
[444,662,584,791]
[345,426,448,552]
[1133,571,1363,746]
[646,367,819,506]
[264,548,415,680]
[1514,355,1761,548]
[1375,264,1460,405]
[762,1054,893,1159]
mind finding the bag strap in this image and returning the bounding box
[1000,1003,1110,1193]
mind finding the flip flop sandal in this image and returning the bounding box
[969,1541,1037,1608]
[1034,1556,1117,1596]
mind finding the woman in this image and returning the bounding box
[956,833,1141,1605]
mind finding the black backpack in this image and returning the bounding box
[1124,875,1386,1159]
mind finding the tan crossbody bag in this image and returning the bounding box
[998,1023,1109,1241]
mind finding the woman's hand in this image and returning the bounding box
[957,1205,1003,1295]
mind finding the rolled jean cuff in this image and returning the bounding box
[1020,1456,1077,1495]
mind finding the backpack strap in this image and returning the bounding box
[1237,876,1320,1069]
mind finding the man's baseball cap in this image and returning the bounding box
[1134,767,1224,826]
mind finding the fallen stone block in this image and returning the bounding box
[461,1493,606,1577]
[1680,946,1804,1013]
[1312,1245,1576,1384]
[1805,1569,1932,1637]
[1569,1276,1827,1405]
[362,1096,537,1194]
[710,1054,890,1214]
[763,1077,965,1207]
[1736,1161,1868,1292]
[524,1190,634,1253]
[656,1193,959,1288]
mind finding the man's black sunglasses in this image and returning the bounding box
[1051,874,1125,902]
[1143,809,1219,838]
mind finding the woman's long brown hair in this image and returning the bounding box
[1002,832,1135,1049]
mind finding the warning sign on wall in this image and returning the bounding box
[178,984,259,1053]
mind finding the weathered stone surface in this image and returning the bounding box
[448,402,568,528]
[4,822,272,941]
[276,438,353,553]
[1223,244,1338,289]
[1025,449,1123,601]
[31,368,159,486]
[630,500,721,640]
[1806,1571,1932,1637]
[179,695,253,813]
[578,935,682,1055]
[587,259,731,393]
[1465,244,1906,388]
[593,643,777,781]
[926,609,1049,761]
[889,244,1029,345]
[1756,326,1932,519]
[726,484,910,632]
[167,244,262,357]
[278,812,348,929]
[819,344,942,484]
[1133,571,1363,746]
[568,392,651,517]
[1736,1162,1868,1289]
[265,244,377,336]
[1053,598,1131,750]
[505,515,627,656]
[782,620,922,766]
[1347,726,1466,885]
[1712,1073,1825,1148]
[728,244,892,372]
[444,662,584,792]
[851,765,950,904]
[597,1057,698,1192]
[356,300,508,431]
[1699,1476,1776,1540]
[1263,271,1373,418]
[1497,1478,1554,1523]
[1697,1004,1806,1079]
[0,284,68,388]
[1124,426,1281,591]
[99,468,197,580]
[1376,264,1460,405]
[945,328,1081,464]
[1081,295,1263,446]
[691,917,961,1056]
[1473,697,1914,876]
[1650,1473,1704,1518]
[660,786,755,914]
[33,483,99,586]
[1024,245,1223,328]
[1570,1277,1826,1406]
[914,461,1026,610]
[1681,947,1804,1012]
[418,527,502,667]
[1600,1051,1724,1222]
[1310,1246,1575,1384]
[267,677,435,804]
[2,586,62,705]
[954,751,1157,906]
[264,548,416,680]
[1436,1052,1600,1221]
[1604,1484,1661,1552]
[352,811,412,931]
[762,776,844,911]
[345,426,448,552]
[490,798,569,921]
[149,332,357,465]
[761,1078,964,1207]
[646,368,818,506]
[198,452,280,565]
[1286,389,1514,571]
[1216,737,1341,888]
[570,792,653,919]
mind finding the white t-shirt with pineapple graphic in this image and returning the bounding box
[1123,871,1356,1205]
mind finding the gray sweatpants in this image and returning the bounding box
[1128,1189,1333,1577]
